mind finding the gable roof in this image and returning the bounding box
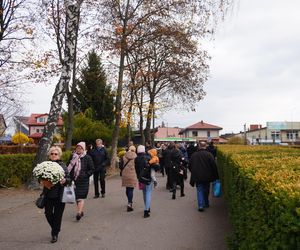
[27,113,64,126]
[14,116,29,125]
[180,120,222,134]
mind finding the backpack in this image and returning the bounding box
[139,158,151,184]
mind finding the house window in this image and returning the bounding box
[36,129,39,133]
[192,131,198,137]
[38,117,46,123]
[287,131,298,140]
[207,131,211,137]
[271,131,280,140]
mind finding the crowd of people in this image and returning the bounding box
[40,139,219,243]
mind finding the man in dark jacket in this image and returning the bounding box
[89,139,109,198]
[190,141,219,211]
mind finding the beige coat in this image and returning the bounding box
[122,151,137,188]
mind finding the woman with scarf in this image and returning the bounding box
[68,142,94,221]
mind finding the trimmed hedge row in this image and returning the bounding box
[0,145,38,154]
[0,152,71,187]
[217,145,300,250]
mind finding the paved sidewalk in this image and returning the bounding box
[0,174,232,250]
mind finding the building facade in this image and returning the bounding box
[237,122,300,144]
[179,120,222,142]
[27,114,64,143]
[154,127,182,139]
[13,113,64,144]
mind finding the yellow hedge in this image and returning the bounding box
[217,145,300,249]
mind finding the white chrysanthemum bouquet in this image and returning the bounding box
[33,161,65,186]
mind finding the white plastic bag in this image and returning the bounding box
[62,184,76,203]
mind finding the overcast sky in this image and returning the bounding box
[25,0,300,134]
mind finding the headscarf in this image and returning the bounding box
[67,142,86,180]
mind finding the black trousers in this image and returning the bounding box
[93,169,106,196]
[170,172,184,196]
[44,198,65,236]
[165,167,171,189]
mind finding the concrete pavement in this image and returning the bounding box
[0,174,232,250]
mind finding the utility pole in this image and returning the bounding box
[244,123,247,145]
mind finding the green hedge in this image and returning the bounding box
[217,145,300,250]
[0,152,71,187]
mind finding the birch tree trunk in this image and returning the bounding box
[29,0,82,188]
[65,14,80,151]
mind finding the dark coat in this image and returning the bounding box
[168,149,185,183]
[206,144,217,159]
[43,160,70,200]
[163,148,173,170]
[135,153,151,185]
[190,149,219,186]
[70,154,94,199]
[88,147,109,172]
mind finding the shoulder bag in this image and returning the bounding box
[35,193,45,209]
[120,159,132,176]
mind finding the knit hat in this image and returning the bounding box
[129,145,136,152]
[76,141,86,151]
[137,145,145,153]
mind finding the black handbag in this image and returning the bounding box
[35,193,45,209]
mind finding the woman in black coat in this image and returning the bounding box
[168,143,185,200]
[68,142,94,221]
[43,146,70,243]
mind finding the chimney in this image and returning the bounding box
[201,120,203,124]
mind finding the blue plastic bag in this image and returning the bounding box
[212,180,221,197]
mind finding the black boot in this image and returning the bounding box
[76,213,82,221]
[51,235,58,243]
[127,203,133,212]
[172,193,176,200]
[144,210,150,218]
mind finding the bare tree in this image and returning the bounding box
[0,0,33,126]
[95,0,233,168]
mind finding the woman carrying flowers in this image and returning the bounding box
[33,146,70,243]
[68,142,94,221]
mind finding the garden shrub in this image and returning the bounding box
[0,151,72,188]
[217,145,300,250]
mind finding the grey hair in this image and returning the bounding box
[96,139,102,144]
[47,146,62,158]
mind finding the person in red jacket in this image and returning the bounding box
[190,141,219,212]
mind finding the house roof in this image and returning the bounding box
[14,116,29,124]
[155,127,182,139]
[180,121,222,134]
[27,113,64,126]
